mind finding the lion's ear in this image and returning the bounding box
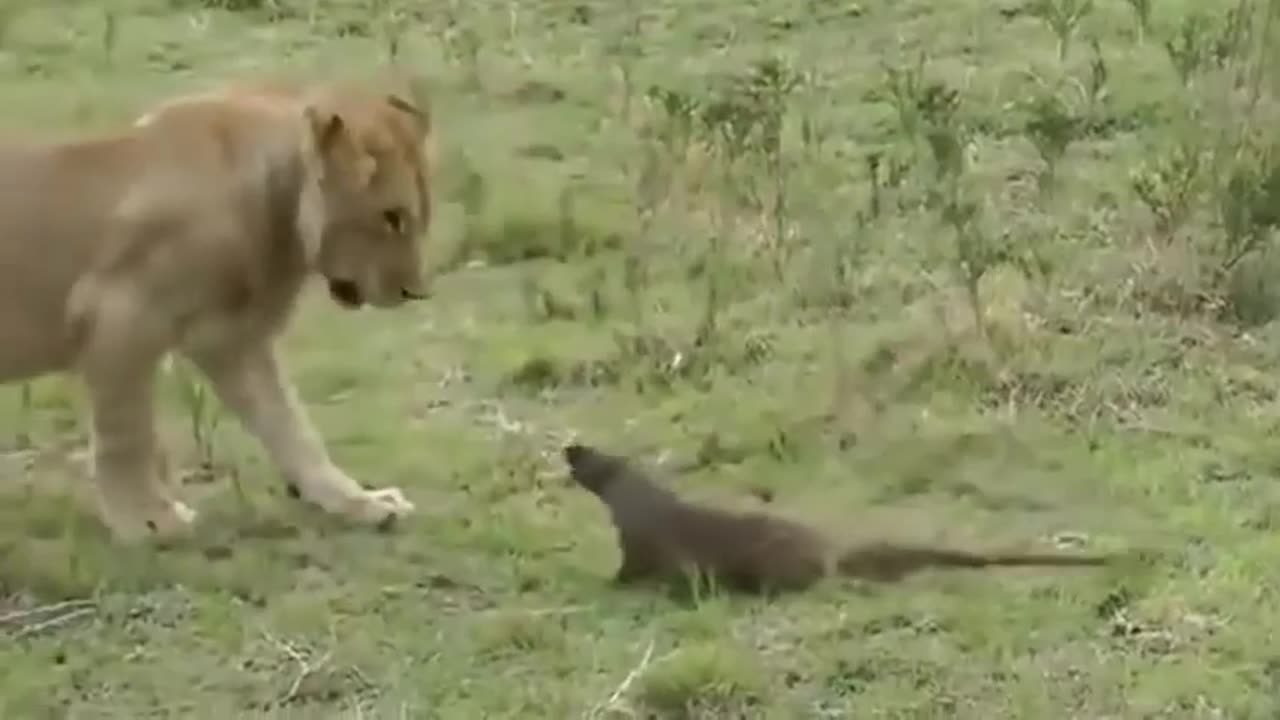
[382,69,433,140]
[303,105,347,152]
[385,93,431,139]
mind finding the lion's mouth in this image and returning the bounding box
[327,278,364,308]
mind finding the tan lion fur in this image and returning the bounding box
[0,75,434,542]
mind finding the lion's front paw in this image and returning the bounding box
[347,486,415,531]
[289,469,415,531]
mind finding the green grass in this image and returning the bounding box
[5,0,1280,716]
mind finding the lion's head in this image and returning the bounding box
[300,88,433,310]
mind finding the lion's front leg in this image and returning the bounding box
[188,342,415,528]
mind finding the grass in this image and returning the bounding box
[4,0,1280,716]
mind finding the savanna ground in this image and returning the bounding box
[3,0,1280,717]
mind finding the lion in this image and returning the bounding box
[0,75,435,543]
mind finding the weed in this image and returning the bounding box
[101,9,117,65]
[1023,85,1085,195]
[637,641,767,718]
[917,82,967,188]
[1214,134,1280,278]
[1130,139,1204,243]
[737,57,807,271]
[1125,0,1154,44]
[169,359,222,481]
[1030,0,1096,62]
[1163,11,1221,87]
[606,13,645,126]
[14,383,34,450]
[1085,36,1110,118]
[883,52,929,141]
[441,1,482,90]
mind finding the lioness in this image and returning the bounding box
[0,77,434,542]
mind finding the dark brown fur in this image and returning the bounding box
[562,443,1116,595]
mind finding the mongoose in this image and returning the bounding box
[562,443,1116,595]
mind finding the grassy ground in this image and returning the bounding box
[4,0,1280,716]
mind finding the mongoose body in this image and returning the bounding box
[562,443,1114,595]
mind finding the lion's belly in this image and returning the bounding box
[0,307,74,382]
[0,236,82,382]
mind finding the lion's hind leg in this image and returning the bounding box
[73,286,197,542]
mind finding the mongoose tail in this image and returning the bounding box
[836,541,1113,582]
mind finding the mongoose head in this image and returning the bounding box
[562,443,628,496]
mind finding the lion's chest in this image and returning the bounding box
[174,264,307,355]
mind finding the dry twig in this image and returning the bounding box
[584,637,658,719]
[10,607,96,639]
[262,629,334,707]
[1,598,97,639]
[0,598,95,625]
[475,603,592,619]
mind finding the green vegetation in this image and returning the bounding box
[4,0,1280,716]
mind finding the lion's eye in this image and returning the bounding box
[382,208,407,235]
